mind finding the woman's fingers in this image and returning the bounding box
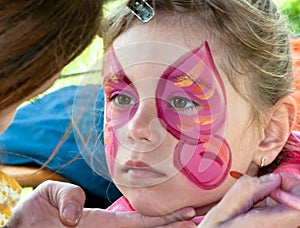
[199,173,281,227]
[154,220,196,228]
[77,207,196,228]
[31,181,196,228]
[221,203,300,228]
[116,207,196,228]
[257,172,300,211]
[7,180,86,228]
[270,188,300,211]
[37,180,86,226]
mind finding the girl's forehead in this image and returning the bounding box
[111,42,190,72]
[110,42,218,82]
[112,21,208,68]
[114,17,208,46]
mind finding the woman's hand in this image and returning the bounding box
[8,180,196,228]
[77,207,196,228]
[198,173,300,228]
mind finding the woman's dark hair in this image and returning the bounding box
[0,0,103,110]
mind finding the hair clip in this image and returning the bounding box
[127,0,155,23]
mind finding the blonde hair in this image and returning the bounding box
[101,0,293,127]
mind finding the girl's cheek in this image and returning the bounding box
[174,136,231,189]
[155,43,232,190]
[104,106,119,178]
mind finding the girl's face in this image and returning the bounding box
[103,20,261,216]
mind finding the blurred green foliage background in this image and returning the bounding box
[277,0,300,34]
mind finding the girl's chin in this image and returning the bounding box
[134,204,175,217]
[127,195,175,216]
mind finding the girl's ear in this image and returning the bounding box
[255,95,297,167]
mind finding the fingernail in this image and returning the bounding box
[260,173,280,183]
[182,207,196,219]
[230,171,244,179]
[62,202,81,224]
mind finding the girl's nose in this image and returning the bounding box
[126,100,164,145]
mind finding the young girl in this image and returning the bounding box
[84,0,300,225]
[2,1,196,227]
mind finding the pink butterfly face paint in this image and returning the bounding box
[103,48,139,177]
[103,42,231,190]
[156,42,231,189]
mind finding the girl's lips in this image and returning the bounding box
[124,160,166,178]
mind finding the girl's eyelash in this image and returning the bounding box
[168,102,200,109]
[109,93,137,107]
[109,93,118,102]
[167,96,202,114]
[106,91,120,102]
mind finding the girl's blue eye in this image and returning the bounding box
[168,96,199,111]
[112,94,136,106]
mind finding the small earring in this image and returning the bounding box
[260,157,266,168]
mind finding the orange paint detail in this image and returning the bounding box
[104,134,110,145]
[176,113,219,132]
[187,58,206,80]
[175,75,194,87]
[110,74,119,83]
[194,87,215,100]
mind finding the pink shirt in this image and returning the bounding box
[273,131,300,175]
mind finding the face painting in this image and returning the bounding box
[103,42,231,190]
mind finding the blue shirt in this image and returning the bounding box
[0,85,121,202]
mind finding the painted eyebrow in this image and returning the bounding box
[160,42,225,94]
[107,42,220,89]
[107,44,196,79]
[105,72,133,86]
[104,46,133,85]
[165,74,215,88]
